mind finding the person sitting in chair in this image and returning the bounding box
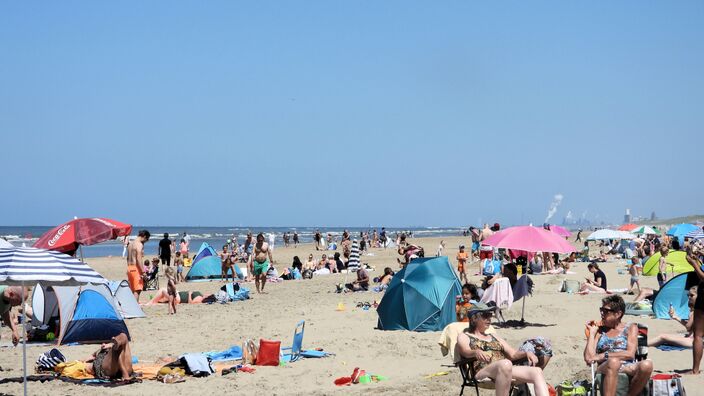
[456,303,550,396]
[583,295,653,396]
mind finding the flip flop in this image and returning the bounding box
[334,376,352,386]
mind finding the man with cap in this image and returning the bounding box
[456,303,549,396]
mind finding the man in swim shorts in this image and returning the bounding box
[248,233,274,294]
[84,333,134,380]
[126,230,150,302]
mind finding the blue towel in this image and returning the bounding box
[205,345,243,361]
[655,344,690,351]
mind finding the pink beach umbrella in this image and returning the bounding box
[482,226,577,254]
[548,225,571,238]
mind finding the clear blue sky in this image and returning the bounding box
[1,2,702,227]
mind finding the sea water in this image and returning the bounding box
[0,226,466,258]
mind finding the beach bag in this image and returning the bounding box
[36,348,66,371]
[559,280,581,293]
[556,380,587,396]
[651,373,686,396]
[482,259,502,276]
[256,339,280,366]
[292,268,302,280]
[242,339,258,365]
[303,269,314,279]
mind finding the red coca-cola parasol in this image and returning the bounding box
[33,218,132,255]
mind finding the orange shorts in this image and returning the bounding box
[458,262,465,273]
[127,265,143,292]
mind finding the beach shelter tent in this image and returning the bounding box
[376,256,461,332]
[586,229,635,241]
[108,280,145,319]
[186,242,240,281]
[32,283,130,345]
[667,224,699,245]
[618,224,638,231]
[642,251,690,276]
[630,226,660,235]
[653,272,700,319]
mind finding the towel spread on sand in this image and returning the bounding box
[656,344,690,351]
[205,345,243,361]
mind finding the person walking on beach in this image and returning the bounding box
[380,227,388,248]
[220,244,235,283]
[158,233,172,266]
[165,266,177,315]
[268,232,276,251]
[283,232,290,248]
[127,230,150,301]
[576,229,583,242]
[248,233,274,294]
[314,230,322,250]
[293,231,299,247]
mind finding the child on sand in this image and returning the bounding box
[165,267,177,315]
[456,245,469,283]
[173,251,184,283]
[627,257,642,295]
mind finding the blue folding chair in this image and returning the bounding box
[281,321,305,363]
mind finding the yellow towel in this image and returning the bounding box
[54,361,94,380]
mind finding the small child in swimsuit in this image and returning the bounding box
[627,257,641,295]
[165,267,177,315]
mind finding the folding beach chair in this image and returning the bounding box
[455,357,518,396]
[590,324,649,396]
[281,321,305,363]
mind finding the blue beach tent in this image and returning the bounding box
[667,223,699,245]
[186,242,241,281]
[377,256,462,332]
[32,283,130,345]
[653,272,700,320]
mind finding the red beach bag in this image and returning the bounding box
[256,339,281,366]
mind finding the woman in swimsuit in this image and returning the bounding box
[584,295,653,396]
[457,304,549,396]
[649,286,697,348]
[143,289,208,305]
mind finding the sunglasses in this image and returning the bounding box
[599,307,617,315]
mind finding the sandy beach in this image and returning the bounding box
[2,235,703,395]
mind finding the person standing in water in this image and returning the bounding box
[248,233,274,294]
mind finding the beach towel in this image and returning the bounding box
[54,361,93,380]
[205,345,243,361]
[655,344,690,351]
[480,278,513,310]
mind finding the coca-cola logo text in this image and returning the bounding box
[48,225,71,246]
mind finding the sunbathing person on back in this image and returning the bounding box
[456,303,550,396]
[143,289,213,305]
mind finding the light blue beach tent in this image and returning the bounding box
[376,256,462,332]
[666,223,699,246]
[653,272,700,319]
[185,242,240,281]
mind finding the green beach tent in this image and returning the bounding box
[642,251,691,276]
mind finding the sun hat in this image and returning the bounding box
[467,303,494,317]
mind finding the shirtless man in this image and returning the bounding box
[84,333,134,380]
[126,230,150,301]
[248,233,274,293]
